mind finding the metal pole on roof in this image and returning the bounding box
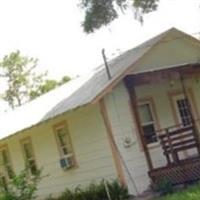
[102,49,112,80]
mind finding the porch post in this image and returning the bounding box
[179,73,200,154]
[124,76,153,170]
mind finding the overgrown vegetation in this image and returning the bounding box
[0,167,42,200]
[46,180,130,200]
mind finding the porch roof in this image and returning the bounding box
[0,28,200,140]
[132,62,200,75]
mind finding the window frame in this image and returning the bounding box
[0,144,14,181]
[20,137,37,175]
[53,121,77,167]
[168,89,199,128]
[176,98,192,127]
[137,97,160,146]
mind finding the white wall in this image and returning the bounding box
[1,105,118,199]
[103,36,200,195]
[104,76,200,195]
[105,83,150,194]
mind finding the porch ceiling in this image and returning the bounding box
[127,62,200,86]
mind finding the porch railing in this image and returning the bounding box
[159,124,200,164]
[148,121,200,185]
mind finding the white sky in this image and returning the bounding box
[0,0,199,79]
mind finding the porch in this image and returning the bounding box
[149,123,200,185]
[124,63,200,186]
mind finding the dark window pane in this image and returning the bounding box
[29,160,37,175]
[23,143,33,159]
[2,150,8,164]
[176,99,192,126]
[0,176,7,191]
[6,165,14,179]
[143,124,157,144]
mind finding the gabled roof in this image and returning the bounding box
[0,27,200,140]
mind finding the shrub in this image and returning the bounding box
[46,179,130,200]
[154,178,173,195]
[0,167,42,200]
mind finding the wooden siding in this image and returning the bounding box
[104,76,200,194]
[128,35,200,75]
[0,105,118,199]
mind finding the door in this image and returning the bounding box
[172,93,197,158]
[173,94,193,127]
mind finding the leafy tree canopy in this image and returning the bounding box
[0,50,46,109]
[0,50,71,109]
[81,0,159,33]
[29,75,71,100]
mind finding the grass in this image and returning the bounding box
[156,183,200,200]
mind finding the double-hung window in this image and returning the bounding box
[21,138,37,175]
[0,146,14,179]
[0,146,14,190]
[54,122,75,168]
[138,103,158,144]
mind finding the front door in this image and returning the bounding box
[172,93,197,158]
[173,94,193,127]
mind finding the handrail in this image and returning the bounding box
[155,118,200,136]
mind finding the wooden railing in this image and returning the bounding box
[149,123,200,185]
[159,124,199,164]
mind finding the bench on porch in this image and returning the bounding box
[149,124,200,185]
[159,124,200,164]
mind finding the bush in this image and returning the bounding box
[46,179,130,200]
[157,183,200,200]
[154,178,173,195]
[0,167,42,200]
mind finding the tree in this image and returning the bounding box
[81,0,159,33]
[0,50,46,109]
[59,75,71,86]
[0,51,71,109]
[29,75,71,100]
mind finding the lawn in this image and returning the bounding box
[156,184,200,200]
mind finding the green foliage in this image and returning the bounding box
[155,178,173,195]
[0,50,71,107]
[157,183,200,200]
[81,0,159,33]
[59,75,71,86]
[0,50,46,109]
[46,179,130,200]
[29,75,71,100]
[0,167,42,200]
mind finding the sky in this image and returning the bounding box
[0,0,199,80]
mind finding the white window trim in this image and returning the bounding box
[138,101,159,147]
[53,121,77,168]
[0,145,13,180]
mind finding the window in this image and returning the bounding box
[0,146,14,180]
[138,103,157,144]
[21,138,37,175]
[54,122,75,167]
[0,176,7,191]
[176,98,192,127]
